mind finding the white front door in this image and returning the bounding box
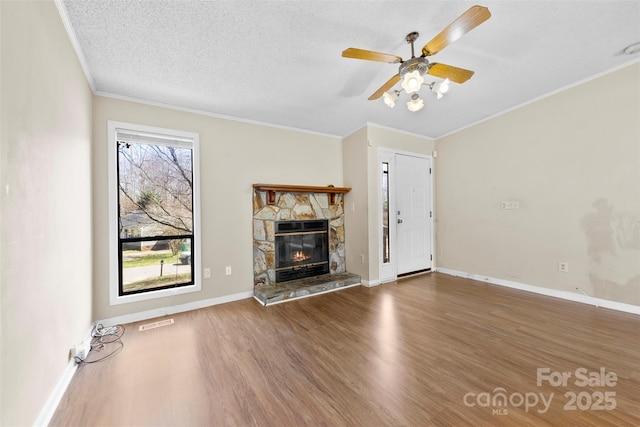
[395,154,432,275]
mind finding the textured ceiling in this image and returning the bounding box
[60,1,640,138]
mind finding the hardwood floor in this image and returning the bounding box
[50,273,640,426]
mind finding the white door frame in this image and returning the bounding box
[378,148,434,283]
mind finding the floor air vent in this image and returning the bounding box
[139,318,174,331]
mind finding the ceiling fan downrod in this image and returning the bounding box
[401,32,429,78]
[405,32,419,59]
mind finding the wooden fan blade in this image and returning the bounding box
[368,74,401,100]
[421,5,491,56]
[428,63,474,84]
[342,48,403,64]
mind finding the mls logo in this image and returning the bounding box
[492,408,508,416]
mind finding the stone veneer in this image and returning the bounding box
[253,190,346,288]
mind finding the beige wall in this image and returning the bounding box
[3,2,638,423]
[343,127,369,280]
[0,1,94,425]
[435,62,640,305]
[92,96,343,319]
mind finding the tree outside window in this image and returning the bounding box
[115,128,196,296]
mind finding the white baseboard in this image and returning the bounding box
[361,279,381,287]
[33,359,78,427]
[33,324,94,427]
[97,290,254,326]
[436,268,640,315]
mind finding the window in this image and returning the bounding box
[108,121,201,305]
[382,162,390,264]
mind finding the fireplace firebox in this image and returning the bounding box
[275,219,329,282]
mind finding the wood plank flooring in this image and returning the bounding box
[50,273,640,426]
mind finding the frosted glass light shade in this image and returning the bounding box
[382,92,396,108]
[438,78,450,94]
[432,78,450,100]
[407,95,424,112]
[401,70,424,94]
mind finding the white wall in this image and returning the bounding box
[92,96,344,320]
[435,63,640,306]
[0,1,93,425]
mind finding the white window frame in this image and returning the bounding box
[378,149,397,283]
[108,121,202,305]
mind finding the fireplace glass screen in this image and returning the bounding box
[275,220,329,282]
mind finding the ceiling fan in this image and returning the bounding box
[342,5,491,110]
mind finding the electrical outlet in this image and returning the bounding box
[500,201,520,210]
[203,268,211,278]
[558,261,569,273]
[70,340,91,362]
[225,266,232,276]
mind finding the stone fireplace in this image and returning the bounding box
[253,184,360,304]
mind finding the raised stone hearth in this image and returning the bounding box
[253,272,361,305]
[253,184,360,304]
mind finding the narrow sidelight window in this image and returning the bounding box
[382,162,390,264]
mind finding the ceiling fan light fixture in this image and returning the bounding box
[342,6,492,114]
[431,78,450,100]
[438,78,450,94]
[401,70,424,94]
[407,93,424,112]
[382,91,396,108]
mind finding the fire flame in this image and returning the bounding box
[292,251,310,263]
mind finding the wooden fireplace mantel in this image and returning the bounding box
[253,183,351,205]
